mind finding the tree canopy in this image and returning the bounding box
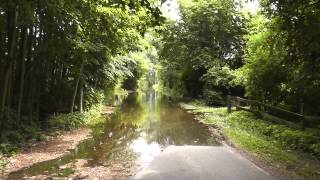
[158,0,320,115]
[240,0,320,114]
[158,0,247,103]
[0,0,163,132]
[1,0,320,154]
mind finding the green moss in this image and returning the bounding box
[182,101,320,178]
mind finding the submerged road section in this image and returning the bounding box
[6,92,277,179]
[133,145,276,180]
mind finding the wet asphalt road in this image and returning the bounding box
[133,145,277,180]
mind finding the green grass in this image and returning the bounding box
[181,101,320,179]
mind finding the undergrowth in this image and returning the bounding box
[49,103,104,130]
[0,155,5,172]
[180,101,320,178]
[0,103,104,155]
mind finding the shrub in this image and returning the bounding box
[311,144,320,157]
[203,90,225,106]
[49,103,103,129]
[49,113,85,130]
[0,156,6,172]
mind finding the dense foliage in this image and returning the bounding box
[1,0,320,171]
[159,0,320,115]
[121,34,158,92]
[0,0,163,145]
[239,0,320,115]
[158,0,247,104]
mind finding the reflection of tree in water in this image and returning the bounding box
[144,106,214,146]
[8,116,142,179]
[85,120,140,166]
[8,94,146,179]
[84,93,148,164]
[9,92,220,179]
[107,92,219,149]
[113,93,146,126]
[141,96,218,146]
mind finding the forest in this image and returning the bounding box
[159,0,320,115]
[0,0,320,179]
[0,0,163,147]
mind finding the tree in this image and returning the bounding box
[240,0,320,115]
[0,0,163,137]
[158,0,247,102]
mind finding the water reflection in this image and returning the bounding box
[130,137,162,167]
[8,92,220,179]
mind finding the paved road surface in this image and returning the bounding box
[133,145,277,180]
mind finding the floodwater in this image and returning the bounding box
[8,92,220,179]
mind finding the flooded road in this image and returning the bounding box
[8,92,219,179]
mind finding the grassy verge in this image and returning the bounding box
[180,100,320,179]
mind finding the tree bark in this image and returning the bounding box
[17,27,28,121]
[70,60,84,113]
[79,80,84,113]
[1,5,18,115]
[26,26,34,121]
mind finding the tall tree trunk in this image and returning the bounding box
[1,5,18,115]
[79,80,84,113]
[27,32,35,121]
[17,27,28,121]
[28,78,35,120]
[6,68,13,118]
[70,60,84,113]
[35,14,43,122]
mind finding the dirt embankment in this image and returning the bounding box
[3,128,91,177]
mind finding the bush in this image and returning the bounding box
[49,103,103,129]
[203,90,225,106]
[49,113,86,130]
[0,123,45,154]
[0,143,18,154]
[311,144,320,157]
[0,156,6,172]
